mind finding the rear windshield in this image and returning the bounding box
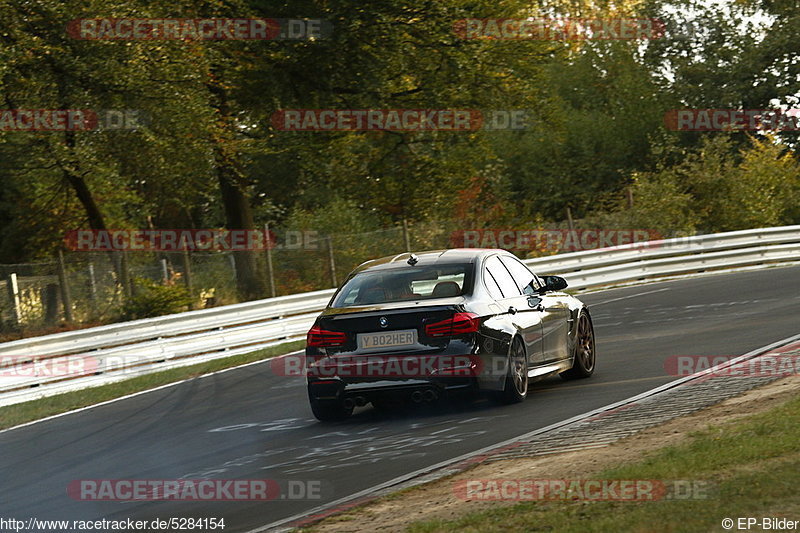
[331,264,473,308]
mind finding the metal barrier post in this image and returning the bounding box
[57,251,74,323]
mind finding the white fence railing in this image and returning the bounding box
[1,225,798,406]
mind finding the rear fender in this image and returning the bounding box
[475,321,514,391]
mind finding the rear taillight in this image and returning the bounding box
[307,325,347,347]
[425,312,480,337]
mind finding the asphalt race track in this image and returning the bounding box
[1,266,798,531]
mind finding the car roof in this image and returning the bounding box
[351,248,510,274]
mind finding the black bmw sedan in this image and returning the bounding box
[306,249,595,421]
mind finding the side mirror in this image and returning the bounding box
[540,275,568,292]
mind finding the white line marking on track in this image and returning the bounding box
[589,287,669,306]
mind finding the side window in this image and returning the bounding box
[485,256,521,299]
[483,268,504,300]
[499,255,538,295]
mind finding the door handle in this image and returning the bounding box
[527,297,544,312]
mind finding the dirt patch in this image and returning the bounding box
[307,375,800,532]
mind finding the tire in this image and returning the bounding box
[494,337,528,404]
[308,393,353,421]
[560,311,595,380]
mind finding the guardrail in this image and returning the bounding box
[524,225,800,275]
[528,226,800,289]
[1,225,798,406]
[0,288,334,360]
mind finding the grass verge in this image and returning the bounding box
[407,392,800,532]
[0,339,305,431]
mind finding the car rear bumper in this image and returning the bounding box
[307,375,477,404]
[305,349,511,401]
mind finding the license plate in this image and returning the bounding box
[358,329,417,350]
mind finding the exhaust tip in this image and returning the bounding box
[423,389,438,402]
[342,398,355,409]
[411,390,423,403]
[355,396,367,407]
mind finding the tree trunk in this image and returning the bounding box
[206,69,267,301]
[60,130,127,290]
